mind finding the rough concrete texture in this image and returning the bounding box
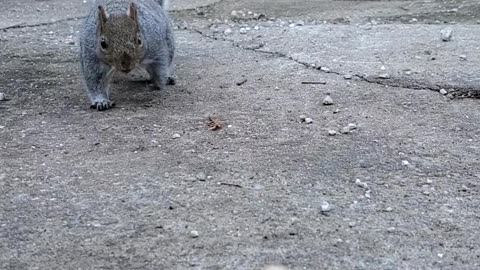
[1,0,479,269]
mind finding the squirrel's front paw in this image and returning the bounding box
[91,99,115,111]
[167,76,176,85]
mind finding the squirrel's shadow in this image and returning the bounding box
[110,71,165,107]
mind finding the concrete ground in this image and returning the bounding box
[1,0,479,269]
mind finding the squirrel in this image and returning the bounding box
[80,0,175,111]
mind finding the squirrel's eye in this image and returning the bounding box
[100,39,108,50]
[137,38,142,46]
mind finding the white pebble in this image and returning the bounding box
[347,123,357,130]
[239,28,248,34]
[402,160,410,166]
[323,95,334,105]
[441,28,453,41]
[355,179,368,189]
[459,54,467,61]
[328,130,337,136]
[172,133,181,139]
[385,207,393,212]
[439,89,448,95]
[0,93,5,101]
[224,28,233,35]
[196,172,207,181]
[320,201,332,212]
[190,230,200,238]
[340,127,350,134]
[304,118,313,124]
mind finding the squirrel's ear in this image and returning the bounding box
[97,5,108,32]
[127,2,138,23]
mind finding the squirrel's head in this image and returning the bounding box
[96,3,145,73]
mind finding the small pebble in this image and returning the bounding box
[190,230,200,238]
[385,207,393,212]
[347,123,357,130]
[378,73,390,79]
[0,93,5,101]
[320,201,332,212]
[323,95,334,106]
[440,28,453,42]
[387,227,396,233]
[355,179,368,189]
[304,118,313,124]
[437,253,444,259]
[172,133,181,139]
[439,89,448,95]
[459,54,467,61]
[402,160,410,166]
[296,20,305,26]
[328,130,337,136]
[263,266,288,270]
[320,67,330,72]
[426,179,433,184]
[289,23,295,27]
[299,115,307,122]
[239,28,247,34]
[340,127,350,134]
[348,222,356,228]
[224,28,233,35]
[196,172,207,181]
[343,74,353,80]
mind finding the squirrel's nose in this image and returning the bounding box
[120,53,133,72]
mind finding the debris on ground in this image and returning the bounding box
[323,95,334,105]
[208,116,224,131]
[441,28,453,41]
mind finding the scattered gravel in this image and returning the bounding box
[355,179,368,189]
[328,130,337,136]
[190,230,200,238]
[320,201,332,212]
[196,172,207,181]
[323,95,334,106]
[441,28,453,41]
[378,73,391,79]
[340,127,350,134]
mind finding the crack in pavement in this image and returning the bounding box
[0,16,86,31]
[190,27,479,99]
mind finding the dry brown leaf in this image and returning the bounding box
[207,116,224,131]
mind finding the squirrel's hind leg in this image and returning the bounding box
[146,61,171,90]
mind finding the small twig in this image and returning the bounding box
[219,182,243,188]
[301,81,326,85]
[236,79,248,86]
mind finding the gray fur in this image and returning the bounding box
[80,0,175,110]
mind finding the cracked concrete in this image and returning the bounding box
[1,1,480,270]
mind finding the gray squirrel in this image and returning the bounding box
[80,0,175,111]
